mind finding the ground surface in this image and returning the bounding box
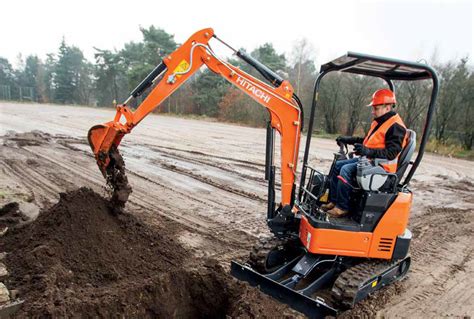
[0,102,473,318]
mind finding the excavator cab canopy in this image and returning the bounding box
[320,51,433,81]
[299,52,439,198]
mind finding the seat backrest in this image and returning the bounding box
[396,129,416,181]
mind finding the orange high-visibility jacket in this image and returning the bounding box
[363,114,407,173]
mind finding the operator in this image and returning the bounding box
[322,89,407,218]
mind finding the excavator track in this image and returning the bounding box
[332,256,410,309]
[249,235,302,273]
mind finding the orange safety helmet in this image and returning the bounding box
[368,89,396,106]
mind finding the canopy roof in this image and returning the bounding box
[320,52,433,81]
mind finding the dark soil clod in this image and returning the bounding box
[0,202,26,228]
[105,148,132,213]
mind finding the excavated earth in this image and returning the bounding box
[1,102,473,318]
[0,188,291,318]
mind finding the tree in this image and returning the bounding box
[219,87,250,123]
[121,26,177,88]
[140,26,177,65]
[120,26,178,108]
[251,43,286,73]
[94,48,127,106]
[40,54,56,103]
[218,86,268,126]
[318,73,344,134]
[220,43,286,125]
[8,54,41,101]
[54,39,75,103]
[20,56,40,87]
[238,43,287,81]
[191,69,229,117]
[52,39,93,105]
[289,39,316,96]
[0,57,14,86]
[288,39,317,131]
[74,58,94,105]
[434,58,469,142]
[455,68,474,150]
[16,55,50,102]
[0,57,14,100]
[395,80,430,132]
[342,75,378,135]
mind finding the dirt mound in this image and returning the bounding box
[0,188,291,318]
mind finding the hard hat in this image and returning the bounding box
[368,89,396,106]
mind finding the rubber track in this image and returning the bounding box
[248,236,286,273]
[331,259,399,309]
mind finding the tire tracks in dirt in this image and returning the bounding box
[2,103,473,317]
[368,205,474,317]
[0,133,266,263]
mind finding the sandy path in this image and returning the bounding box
[1,102,473,317]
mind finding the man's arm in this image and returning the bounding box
[337,136,364,145]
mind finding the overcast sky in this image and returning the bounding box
[1,0,472,68]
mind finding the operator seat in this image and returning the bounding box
[395,129,416,181]
[346,130,417,231]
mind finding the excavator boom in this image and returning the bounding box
[88,28,302,206]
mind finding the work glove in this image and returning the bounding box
[354,143,373,157]
[336,136,358,145]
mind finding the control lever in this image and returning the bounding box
[337,175,361,190]
[335,141,348,160]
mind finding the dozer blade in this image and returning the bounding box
[231,261,337,318]
[87,123,124,177]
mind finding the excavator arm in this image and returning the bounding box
[88,28,302,206]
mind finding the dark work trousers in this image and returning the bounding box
[328,158,358,211]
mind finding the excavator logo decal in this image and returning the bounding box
[236,76,271,103]
[173,60,190,78]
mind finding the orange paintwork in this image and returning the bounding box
[88,28,301,205]
[368,191,412,258]
[299,218,372,256]
[299,192,412,259]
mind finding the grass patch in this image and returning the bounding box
[424,140,474,160]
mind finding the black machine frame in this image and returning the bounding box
[298,52,440,201]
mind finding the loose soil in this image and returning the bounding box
[105,147,133,212]
[1,102,473,317]
[0,188,292,318]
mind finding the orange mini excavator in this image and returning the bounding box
[88,28,439,318]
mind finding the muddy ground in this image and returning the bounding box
[0,102,473,318]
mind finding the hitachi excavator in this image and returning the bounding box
[88,28,439,318]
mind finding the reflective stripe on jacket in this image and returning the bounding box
[363,113,407,173]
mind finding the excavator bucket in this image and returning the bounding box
[87,123,123,176]
[88,123,131,210]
